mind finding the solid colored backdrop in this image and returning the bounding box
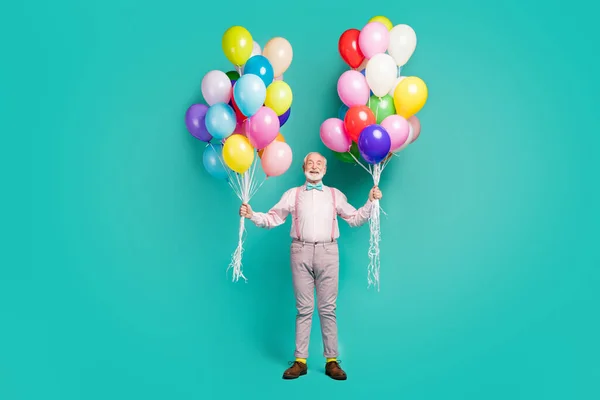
[3,0,600,399]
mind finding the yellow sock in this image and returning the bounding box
[326,358,337,363]
[295,358,307,364]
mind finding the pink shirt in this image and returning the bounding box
[250,183,373,243]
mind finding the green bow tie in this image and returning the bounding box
[306,182,323,191]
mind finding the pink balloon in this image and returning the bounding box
[245,106,281,149]
[261,141,293,177]
[358,22,390,59]
[337,70,370,107]
[408,116,421,143]
[381,115,410,152]
[320,118,351,152]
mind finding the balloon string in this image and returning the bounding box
[367,162,383,291]
[349,151,371,175]
[228,171,253,283]
[344,152,386,289]
[210,142,243,199]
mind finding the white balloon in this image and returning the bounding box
[201,70,232,106]
[387,24,417,67]
[250,41,262,58]
[365,53,397,98]
[388,76,406,96]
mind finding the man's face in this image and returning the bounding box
[303,153,326,182]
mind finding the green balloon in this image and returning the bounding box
[332,142,361,164]
[368,95,396,124]
[226,70,240,81]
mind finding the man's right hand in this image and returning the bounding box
[239,203,253,219]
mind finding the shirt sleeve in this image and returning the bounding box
[250,188,295,229]
[335,188,373,227]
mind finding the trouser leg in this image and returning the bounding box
[290,242,315,359]
[314,242,340,358]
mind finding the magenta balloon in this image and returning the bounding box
[320,118,351,152]
[261,141,293,177]
[381,115,410,152]
[245,106,281,149]
[337,70,370,107]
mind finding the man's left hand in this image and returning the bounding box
[369,186,383,202]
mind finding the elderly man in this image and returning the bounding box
[239,152,382,380]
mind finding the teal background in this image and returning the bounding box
[3,0,599,399]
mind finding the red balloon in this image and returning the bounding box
[338,29,365,69]
[230,95,246,122]
[344,106,375,142]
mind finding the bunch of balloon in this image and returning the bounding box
[184,25,294,282]
[320,16,428,291]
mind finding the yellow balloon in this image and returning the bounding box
[222,26,253,66]
[222,134,255,174]
[368,16,393,31]
[264,81,293,116]
[393,76,428,119]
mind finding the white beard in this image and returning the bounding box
[305,170,324,182]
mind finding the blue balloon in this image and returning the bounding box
[233,74,266,117]
[278,107,291,126]
[203,144,229,181]
[338,104,349,120]
[205,103,236,140]
[357,124,391,164]
[243,55,274,88]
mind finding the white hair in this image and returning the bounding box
[303,152,327,167]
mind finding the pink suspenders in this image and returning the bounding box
[293,187,302,239]
[292,186,338,242]
[329,187,337,241]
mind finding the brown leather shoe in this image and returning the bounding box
[282,361,307,379]
[325,360,347,380]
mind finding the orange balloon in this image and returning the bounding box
[258,133,285,158]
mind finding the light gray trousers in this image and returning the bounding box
[290,240,339,359]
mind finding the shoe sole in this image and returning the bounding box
[326,372,347,381]
[282,370,307,380]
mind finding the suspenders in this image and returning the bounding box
[292,186,337,242]
[330,188,337,242]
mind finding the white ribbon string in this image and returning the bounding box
[210,143,262,282]
[347,151,389,291]
[368,163,382,291]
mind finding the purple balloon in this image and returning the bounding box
[185,104,212,142]
[278,107,291,126]
[357,124,391,164]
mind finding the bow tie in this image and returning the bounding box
[306,182,323,191]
